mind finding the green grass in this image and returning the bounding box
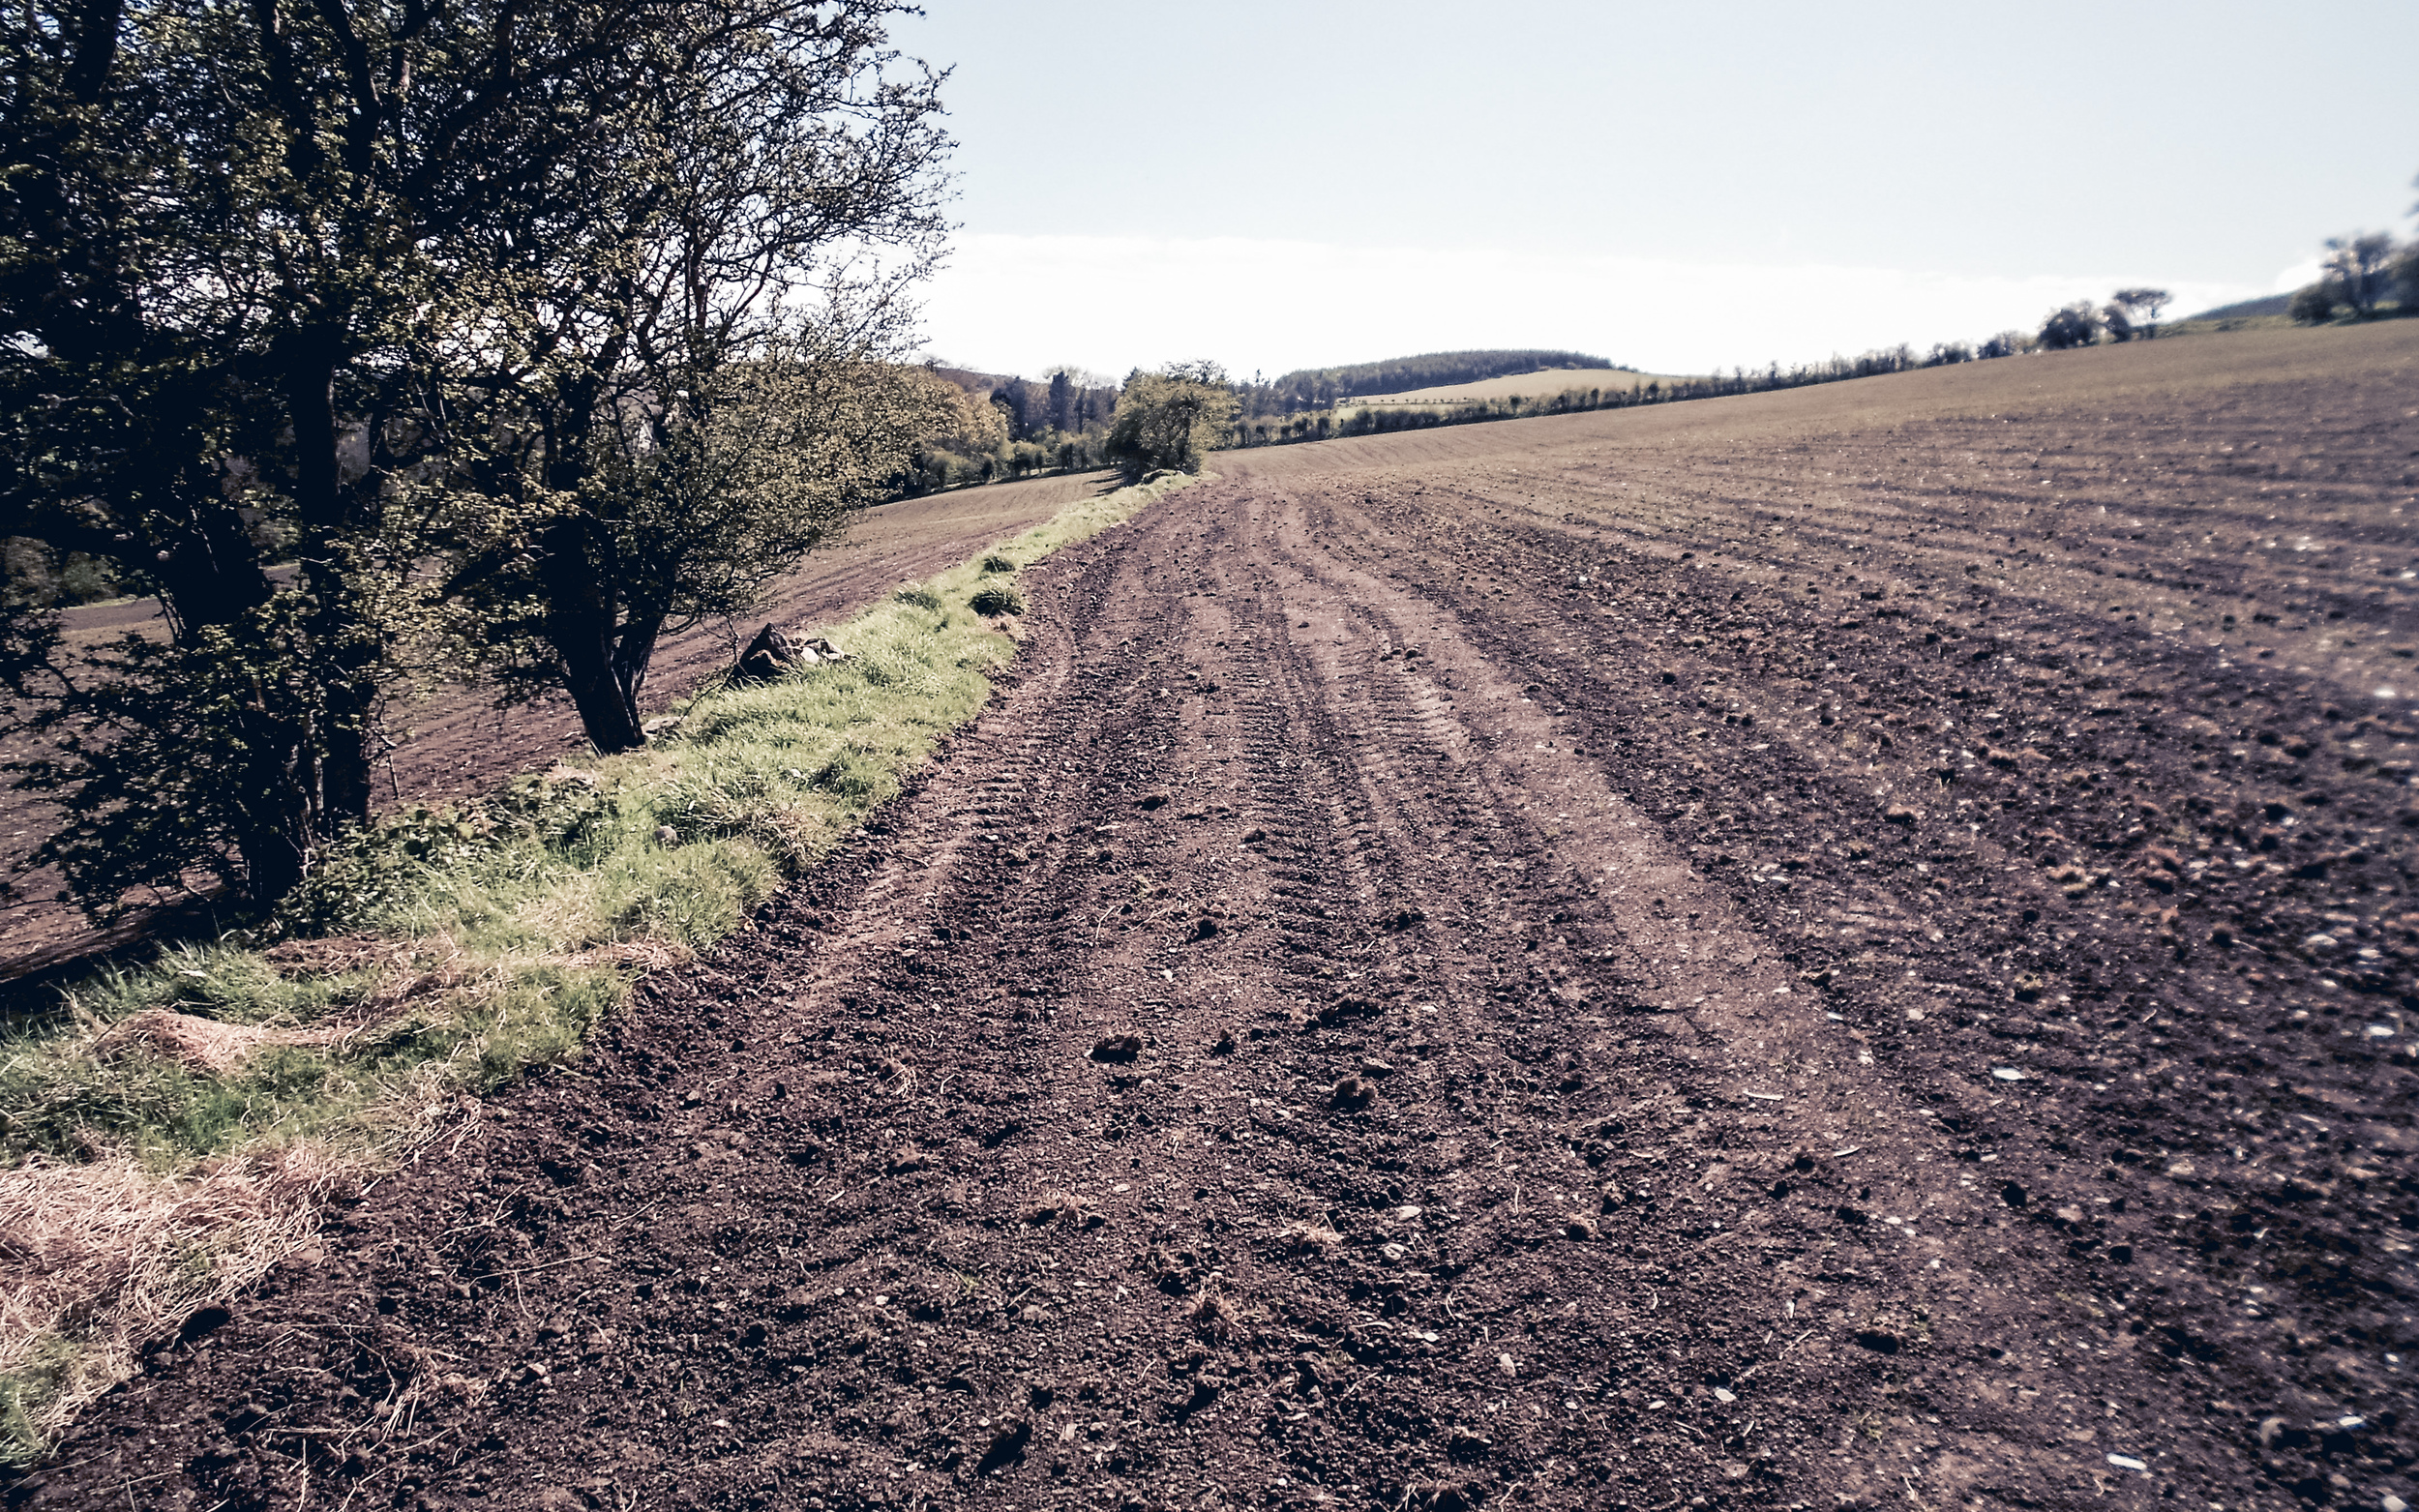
[0,468,1197,1466]
[969,582,1026,616]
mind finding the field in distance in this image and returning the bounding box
[1345,365,1681,406]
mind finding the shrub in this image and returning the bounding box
[970,583,1025,616]
[894,584,942,609]
[2322,232,2397,315]
[1105,364,1239,480]
[2037,302,2101,350]
[979,554,1017,575]
[2287,282,2341,324]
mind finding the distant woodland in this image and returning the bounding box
[901,367,1122,492]
[1239,349,1622,417]
[1227,342,2009,452]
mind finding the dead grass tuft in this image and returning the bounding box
[1277,1220,1344,1252]
[0,1145,346,1452]
[89,1011,345,1078]
[257,935,415,978]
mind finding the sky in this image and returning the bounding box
[884,0,2419,381]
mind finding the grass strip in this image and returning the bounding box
[0,469,1195,1466]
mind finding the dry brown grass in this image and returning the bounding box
[0,1145,346,1443]
[78,938,491,1079]
[88,1010,351,1077]
[257,934,421,977]
[0,939,493,1454]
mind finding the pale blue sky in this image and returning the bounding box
[887,1,2418,378]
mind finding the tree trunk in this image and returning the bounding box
[610,605,666,724]
[556,625,648,755]
[231,756,311,904]
[281,330,379,826]
[158,523,315,903]
[536,514,647,754]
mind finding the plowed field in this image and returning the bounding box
[16,323,2419,1512]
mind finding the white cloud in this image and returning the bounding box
[916,233,2268,380]
[2272,258,2324,293]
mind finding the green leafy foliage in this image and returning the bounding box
[2289,283,2343,325]
[2,0,954,912]
[2037,302,2103,350]
[14,598,356,914]
[1105,364,1241,480]
[276,775,617,938]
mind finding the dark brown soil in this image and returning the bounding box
[0,477,1106,978]
[15,325,2419,1511]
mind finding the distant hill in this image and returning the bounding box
[1347,368,1675,406]
[1254,349,1626,411]
[2183,293,2292,321]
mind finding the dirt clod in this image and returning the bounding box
[975,1416,1031,1473]
[1278,1222,1343,1252]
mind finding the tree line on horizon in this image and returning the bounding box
[1237,349,1623,417]
[2041,170,2419,339]
[1220,340,2016,452]
[2282,175,2419,325]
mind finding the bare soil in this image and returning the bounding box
[15,324,2419,1511]
[0,476,1107,979]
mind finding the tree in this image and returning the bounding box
[2288,282,2342,324]
[2108,287,2171,339]
[1105,364,1239,480]
[446,333,955,747]
[2037,302,2103,350]
[2322,232,2397,316]
[1,0,638,904]
[914,375,1012,480]
[424,6,951,754]
[2,0,953,910]
[1045,369,1075,433]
